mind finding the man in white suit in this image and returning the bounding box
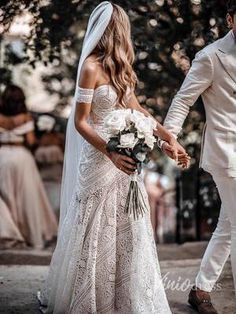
[160,1,236,313]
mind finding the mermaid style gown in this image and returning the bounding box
[41,85,171,314]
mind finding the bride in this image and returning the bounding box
[39,2,189,313]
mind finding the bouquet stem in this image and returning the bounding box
[124,170,149,220]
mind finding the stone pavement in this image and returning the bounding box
[0,241,210,265]
[0,242,235,314]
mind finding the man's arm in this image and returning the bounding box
[127,92,190,166]
[159,50,214,149]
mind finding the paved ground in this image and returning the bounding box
[0,260,235,314]
[0,241,209,265]
[0,242,235,314]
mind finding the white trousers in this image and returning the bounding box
[195,174,236,294]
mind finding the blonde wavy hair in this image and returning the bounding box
[94,3,137,107]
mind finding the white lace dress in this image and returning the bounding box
[40,85,171,314]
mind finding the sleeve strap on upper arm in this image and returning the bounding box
[76,86,94,104]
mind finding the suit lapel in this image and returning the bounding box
[216,31,236,84]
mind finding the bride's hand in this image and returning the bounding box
[162,140,191,169]
[108,152,137,175]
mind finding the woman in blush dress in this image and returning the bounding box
[0,196,25,249]
[0,85,58,249]
[39,2,189,313]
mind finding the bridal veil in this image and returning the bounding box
[59,1,113,232]
[40,2,113,312]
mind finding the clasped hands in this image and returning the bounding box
[108,138,190,176]
[161,138,190,169]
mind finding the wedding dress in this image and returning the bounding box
[40,84,171,314]
[39,2,171,313]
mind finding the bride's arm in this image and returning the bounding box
[74,61,137,175]
[127,92,178,144]
[127,92,190,165]
[74,62,112,157]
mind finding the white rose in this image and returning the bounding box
[135,119,153,136]
[144,135,156,149]
[128,110,156,137]
[118,133,138,149]
[122,109,134,130]
[129,110,146,125]
[104,111,127,135]
[137,131,145,139]
[136,152,146,162]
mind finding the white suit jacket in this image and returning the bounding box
[163,30,236,176]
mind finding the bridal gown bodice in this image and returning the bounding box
[77,84,122,197]
[84,84,118,137]
[41,84,172,314]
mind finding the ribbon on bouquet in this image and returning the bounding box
[124,169,149,220]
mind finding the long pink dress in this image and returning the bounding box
[0,196,24,248]
[0,122,58,249]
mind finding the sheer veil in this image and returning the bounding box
[59,1,113,232]
[39,2,113,312]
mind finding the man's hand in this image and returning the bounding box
[162,141,190,169]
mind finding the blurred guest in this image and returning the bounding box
[0,196,25,249]
[144,170,175,243]
[34,115,65,215]
[35,115,64,165]
[0,85,58,249]
[145,171,165,243]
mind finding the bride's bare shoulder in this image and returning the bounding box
[79,56,99,87]
[81,55,100,75]
[79,55,100,87]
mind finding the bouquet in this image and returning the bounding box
[104,109,157,220]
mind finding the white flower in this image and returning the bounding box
[129,110,146,125]
[37,115,55,132]
[104,110,127,135]
[136,152,146,162]
[119,133,138,149]
[135,119,154,137]
[144,135,156,149]
[129,110,157,138]
[104,109,157,151]
[137,132,145,139]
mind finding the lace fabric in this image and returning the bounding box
[76,87,94,104]
[40,85,172,314]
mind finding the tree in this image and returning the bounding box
[0,0,227,104]
[0,0,228,148]
[1,0,227,239]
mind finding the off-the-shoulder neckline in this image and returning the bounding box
[78,84,115,93]
[94,84,115,93]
